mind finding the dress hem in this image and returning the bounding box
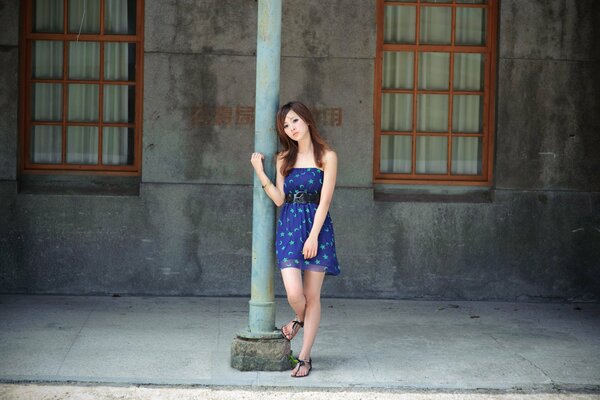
[278,261,340,276]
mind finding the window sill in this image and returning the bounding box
[373,184,493,203]
[18,175,140,196]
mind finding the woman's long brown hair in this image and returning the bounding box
[276,101,331,177]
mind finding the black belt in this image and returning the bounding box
[285,191,320,204]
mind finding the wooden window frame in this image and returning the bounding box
[374,0,498,186]
[19,0,144,176]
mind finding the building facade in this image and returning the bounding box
[0,0,599,300]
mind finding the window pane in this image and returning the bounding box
[68,41,100,80]
[383,52,413,90]
[420,6,451,45]
[103,127,134,165]
[105,0,136,35]
[32,41,63,79]
[31,126,62,164]
[104,85,135,123]
[32,83,63,121]
[422,0,451,2]
[457,0,486,4]
[453,53,484,91]
[33,0,63,33]
[382,94,413,132]
[105,43,136,81]
[381,135,412,173]
[68,84,99,122]
[453,95,483,133]
[68,0,100,34]
[456,7,486,45]
[67,126,98,164]
[384,6,416,44]
[417,94,448,132]
[452,137,482,175]
[416,136,447,174]
[418,52,449,90]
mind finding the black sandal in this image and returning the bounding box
[281,319,303,341]
[291,358,312,378]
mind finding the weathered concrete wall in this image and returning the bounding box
[2,183,599,301]
[143,0,257,184]
[496,0,600,190]
[332,189,600,301]
[1,0,599,301]
[0,0,19,180]
[142,0,375,187]
[0,183,252,295]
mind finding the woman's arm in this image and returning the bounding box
[302,151,337,259]
[250,152,286,207]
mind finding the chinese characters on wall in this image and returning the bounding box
[190,105,342,128]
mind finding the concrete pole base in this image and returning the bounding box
[231,336,291,371]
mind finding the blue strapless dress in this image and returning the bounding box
[276,168,340,276]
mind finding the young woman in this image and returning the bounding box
[250,101,340,378]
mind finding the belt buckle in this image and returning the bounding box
[293,191,307,204]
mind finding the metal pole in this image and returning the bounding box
[243,0,282,338]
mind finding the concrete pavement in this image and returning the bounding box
[1,384,599,400]
[0,295,599,393]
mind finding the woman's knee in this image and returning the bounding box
[287,291,306,306]
[304,292,321,307]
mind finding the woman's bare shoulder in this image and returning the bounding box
[323,149,337,165]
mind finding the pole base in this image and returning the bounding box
[231,334,291,371]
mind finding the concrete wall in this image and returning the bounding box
[0,0,19,180]
[1,0,599,301]
[496,0,600,190]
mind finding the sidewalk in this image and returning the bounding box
[0,295,598,393]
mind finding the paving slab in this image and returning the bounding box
[0,295,598,393]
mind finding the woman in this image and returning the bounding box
[250,101,340,378]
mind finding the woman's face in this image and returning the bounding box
[283,110,310,142]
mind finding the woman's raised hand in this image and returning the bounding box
[250,152,265,174]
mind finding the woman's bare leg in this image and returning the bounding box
[293,270,325,377]
[281,268,306,337]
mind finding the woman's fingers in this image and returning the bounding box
[250,153,265,171]
[302,244,317,259]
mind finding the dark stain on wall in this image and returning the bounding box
[300,58,324,106]
[183,211,204,290]
[180,55,218,181]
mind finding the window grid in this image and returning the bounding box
[20,0,144,175]
[375,0,497,185]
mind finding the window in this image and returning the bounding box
[20,0,144,175]
[374,0,498,185]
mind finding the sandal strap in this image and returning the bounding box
[292,358,312,377]
[292,320,304,328]
[281,319,304,340]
